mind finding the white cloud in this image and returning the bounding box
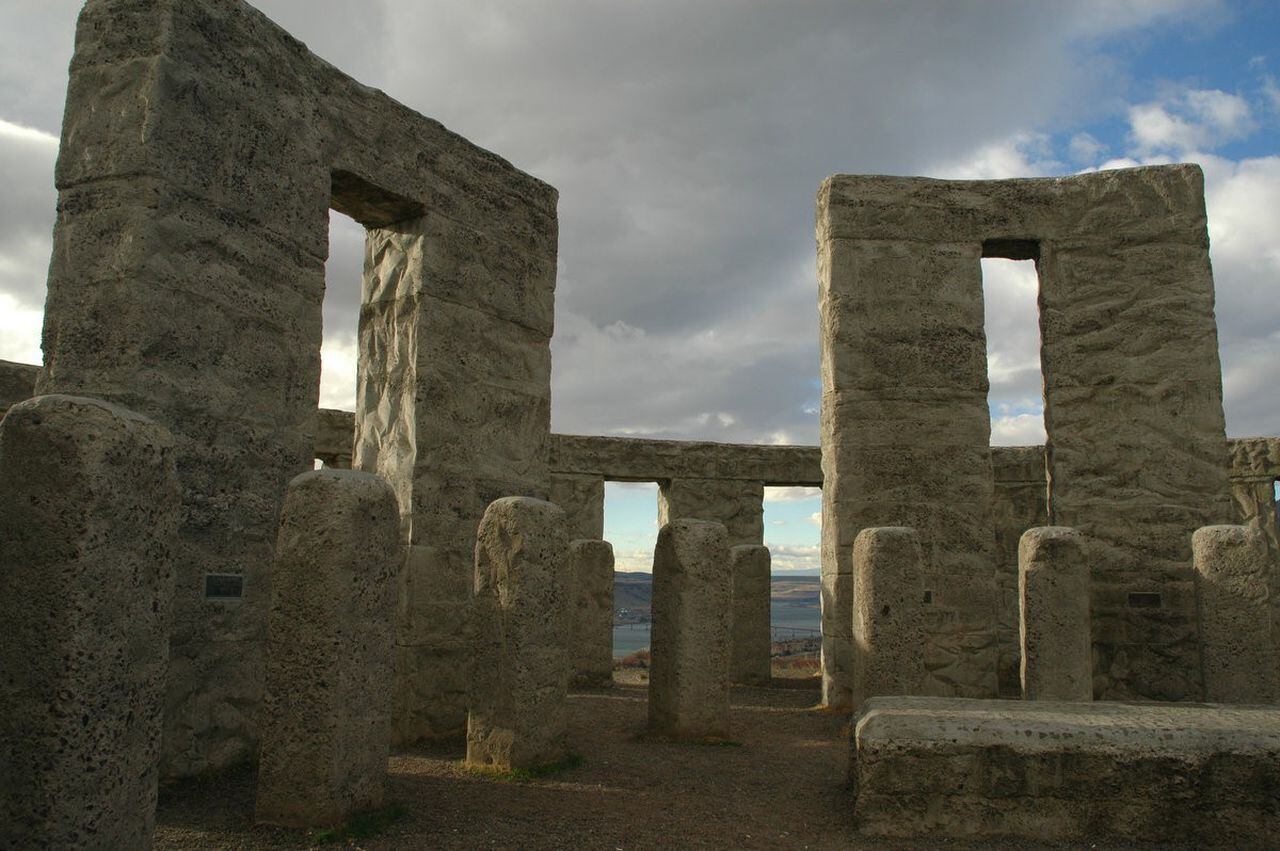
[0,292,42,363]
[765,543,820,572]
[1068,132,1106,164]
[764,486,822,504]
[807,512,821,527]
[931,133,1061,180]
[992,412,1048,446]
[1128,88,1256,155]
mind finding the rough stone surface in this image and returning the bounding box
[551,433,821,485]
[314,408,354,469]
[0,359,38,418]
[569,539,615,688]
[992,446,1050,697]
[551,472,605,540]
[851,696,1280,844]
[255,469,400,828]
[468,497,571,770]
[851,528,926,708]
[658,478,764,547]
[1193,525,1279,705]
[39,0,557,771]
[1019,527,1092,702]
[0,395,178,850]
[649,519,732,739]
[730,545,772,686]
[820,166,1233,706]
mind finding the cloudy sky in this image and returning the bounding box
[1,0,1277,572]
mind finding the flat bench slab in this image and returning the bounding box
[852,696,1280,845]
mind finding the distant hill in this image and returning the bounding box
[612,571,819,621]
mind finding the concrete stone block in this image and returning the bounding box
[0,395,178,850]
[551,473,605,540]
[467,497,571,771]
[569,539,615,688]
[255,469,401,828]
[1194,525,1279,704]
[851,528,926,708]
[1019,527,1092,702]
[851,696,1280,844]
[649,519,732,739]
[730,545,772,686]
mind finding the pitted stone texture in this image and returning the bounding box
[468,497,571,770]
[551,473,605,540]
[1193,525,1278,705]
[851,528,926,708]
[41,0,557,771]
[569,539,615,688]
[0,359,38,418]
[992,446,1050,697]
[851,696,1280,844]
[0,395,178,850]
[658,477,764,547]
[255,470,400,828]
[649,519,732,739]
[314,407,354,469]
[730,545,772,686]
[1019,527,1092,702]
[551,433,821,485]
[820,166,1232,706]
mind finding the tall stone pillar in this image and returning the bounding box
[569,539,616,688]
[468,498,571,770]
[1193,525,1278,704]
[551,472,606,540]
[255,470,401,828]
[731,545,772,686]
[1018,527,1091,702]
[649,519,732,739]
[0,396,179,850]
[658,477,764,546]
[851,527,926,709]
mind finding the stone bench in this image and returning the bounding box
[851,696,1280,846]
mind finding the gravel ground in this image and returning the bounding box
[153,680,1182,850]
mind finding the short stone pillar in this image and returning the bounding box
[255,470,401,827]
[1018,527,1092,702]
[570,539,615,688]
[851,527,926,708]
[1193,525,1279,704]
[468,497,572,770]
[649,518,732,738]
[0,395,179,850]
[731,544,772,686]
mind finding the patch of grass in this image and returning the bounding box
[308,804,407,845]
[466,752,584,782]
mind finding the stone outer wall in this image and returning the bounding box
[0,396,179,850]
[851,528,927,708]
[40,0,556,773]
[730,545,772,686]
[569,539,616,688]
[0,360,38,419]
[255,470,400,828]
[1018,527,1091,702]
[820,166,1234,706]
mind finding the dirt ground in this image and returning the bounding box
[153,680,1176,850]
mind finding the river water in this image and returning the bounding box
[613,600,819,658]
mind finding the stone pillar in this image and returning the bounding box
[569,538,615,688]
[0,395,178,850]
[851,527,926,708]
[649,519,732,739]
[1018,527,1091,702]
[1193,525,1279,704]
[992,446,1050,697]
[657,477,764,547]
[551,472,605,540]
[468,497,571,770]
[731,544,772,686]
[255,470,401,828]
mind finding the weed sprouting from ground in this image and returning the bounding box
[465,752,585,782]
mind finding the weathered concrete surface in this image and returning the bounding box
[851,528,926,708]
[0,359,38,418]
[992,446,1050,697]
[551,472,605,540]
[658,478,764,547]
[1227,436,1280,658]
[0,395,178,850]
[39,0,557,771]
[649,519,732,739]
[314,407,354,469]
[468,498,571,770]
[820,166,1233,706]
[730,545,772,686]
[569,539,615,688]
[818,177,998,708]
[1019,527,1091,702]
[852,696,1280,844]
[550,433,822,485]
[1193,525,1279,705]
[255,470,400,828]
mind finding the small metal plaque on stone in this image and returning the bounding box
[204,573,245,600]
